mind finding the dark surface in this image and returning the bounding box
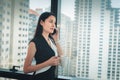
[0,68,69,80]
[0,68,32,80]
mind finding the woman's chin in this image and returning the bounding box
[50,31,54,33]
[49,32,53,34]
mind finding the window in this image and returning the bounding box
[58,0,120,80]
[0,0,51,79]
[1,0,120,80]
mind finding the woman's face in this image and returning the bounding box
[40,15,56,34]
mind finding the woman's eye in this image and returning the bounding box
[49,19,56,24]
[49,20,53,23]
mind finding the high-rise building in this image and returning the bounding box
[107,9,120,80]
[74,0,120,80]
[35,8,43,15]
[0,0,29,70]
[58,13,73,76]
[28,9,39,42]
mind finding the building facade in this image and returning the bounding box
[0,0,29,70]
[74,0,120,80]
[28,9,39,42]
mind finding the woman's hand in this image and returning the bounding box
[47,56,60,66]
[52,28,59,42]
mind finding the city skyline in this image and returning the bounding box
[0,0,120,80]
[30,0,120,20]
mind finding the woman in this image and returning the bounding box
[23,12,63,80]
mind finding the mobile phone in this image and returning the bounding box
[52,29,56,35]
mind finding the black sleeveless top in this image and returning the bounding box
[30,36,56,80]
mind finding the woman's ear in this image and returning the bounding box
[40,20,44,25]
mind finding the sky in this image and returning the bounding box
[30,0,120,20]
[29,0,51,10]
[111,0,120,8]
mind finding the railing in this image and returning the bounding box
[0,68,68,80]
[0,67,93,80]
[0,68,31,80]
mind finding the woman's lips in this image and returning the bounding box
[50,28,54,30]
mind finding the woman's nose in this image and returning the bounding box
[52,24,55,28]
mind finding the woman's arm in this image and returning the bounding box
[23,42,49,73]
[23,42,60,73]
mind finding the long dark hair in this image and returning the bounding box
[34,12,56,38]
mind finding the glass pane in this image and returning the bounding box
[58,0,120,80]
[0,0,51,71]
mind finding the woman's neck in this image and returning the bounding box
[42,32,49,41]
